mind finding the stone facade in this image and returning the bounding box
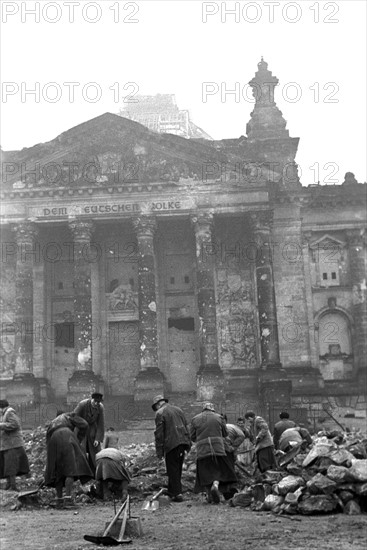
[0,60,366,426]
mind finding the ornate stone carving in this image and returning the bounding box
[12,221,39,244]
[69,219,94,242]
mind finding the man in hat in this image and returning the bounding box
[0,399,30,491]
[74,392,105,473]
[152,395,191,502]
[190,403,237,504]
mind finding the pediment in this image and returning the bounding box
[309,234,345,250]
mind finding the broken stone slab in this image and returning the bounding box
[281,503,298,515]
[286,464,303,476]
[354,482,367,496]
[263,471,284,484]
[298,495,338,515]
[306,473,337,495]
[328,449,355,467]
[343,499,362,515]
[302,439,337,468]
[347,442,367,459]
[263,495,284,511]
[326,465,354,484]
[348,459,367,482]
[284,487,303,504]
[338,490,354,504]
[230,489,253,508]
[277,476,305,496]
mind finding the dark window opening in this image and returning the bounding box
[331,272,337,280]
[170,277,175,284]
[129,278,135,288]
[168,317,195,331]
[58,282,63,290]
[109,278,119,293]
[54,322,74,348]
[184,275,190,284]
[322,273,328,280]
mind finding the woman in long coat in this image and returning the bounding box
[45,412,94,505]
[0,399,29,491]
[190,403,237,504]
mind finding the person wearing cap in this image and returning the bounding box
[190,403,237,504]
[244,411,277,473]
[273,411,296,449]
[0,399,30,491]
[152,395,191,502]
[74,392,105,473]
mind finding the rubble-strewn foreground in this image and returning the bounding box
[1,427,366,518]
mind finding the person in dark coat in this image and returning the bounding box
[0,399,29,491]
[92,448,131,501]
[45,411,93,506]
[244,411,277,473]
[190,403,237,504]
[74,392,105,473]
[153,395,191,502]
[273,411,296,449]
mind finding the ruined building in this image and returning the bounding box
[0,60,366,425]
[119,94,213,140]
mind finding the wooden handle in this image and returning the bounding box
[152,488,164,501]
[117,496,129,542]
[103,499,127,537]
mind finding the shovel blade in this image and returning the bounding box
[141,499,159,511]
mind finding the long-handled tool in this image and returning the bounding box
[141,488,165,511]
[84,499,129,546]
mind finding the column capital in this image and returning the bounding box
[191,211,214,232]
[69,219,94,242]
[133,216,157,238]
[346,228,366,248]
[12,221,38,243]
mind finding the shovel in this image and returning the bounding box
[141,488,165,511]
[18,480,45,501]
[84,498,131,546]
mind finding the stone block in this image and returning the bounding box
[134,368,164,401]
[67,370,105,405]
[196,364,225,402]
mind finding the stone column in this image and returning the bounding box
[133,216,164,401]
[251,212,291,409]
[10,221,40,403]
[347,228,367,373]
[191,212,224,402]
[67,219,103,404]
[251,212,281,367]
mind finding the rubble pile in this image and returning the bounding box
[231,434,367,516]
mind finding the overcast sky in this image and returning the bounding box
[1,0,366,185]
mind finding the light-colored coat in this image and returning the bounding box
[0,407,25,451]
[252,416,274,452]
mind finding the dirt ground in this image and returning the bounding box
[2,495,366,550]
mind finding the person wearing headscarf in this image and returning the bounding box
[45,411,94,506]
[0,399,29,491]
[244,411,277,473]
[152,395,191,502]
[190,403,237,504]
[73,392,105,473]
